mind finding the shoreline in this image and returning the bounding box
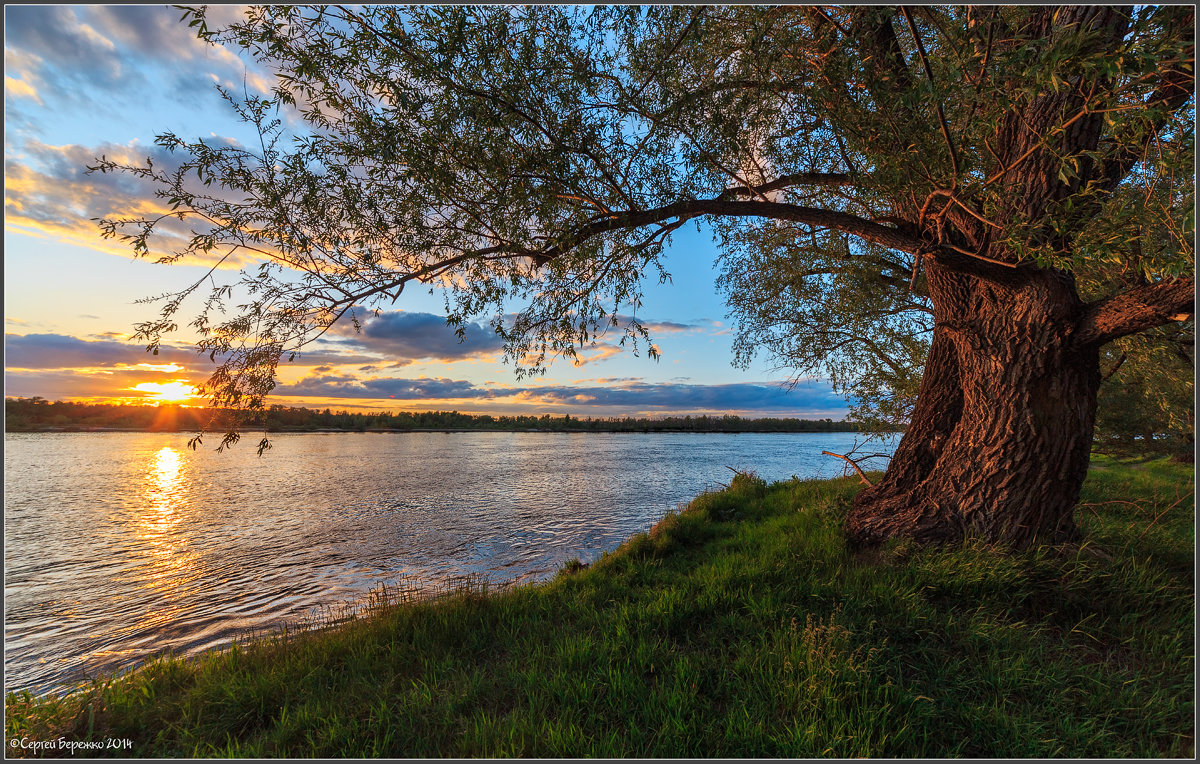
[6,426,893,435]
[4,456,1193,757]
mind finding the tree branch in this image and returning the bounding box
[627,7,707,103]
[1100,352,1127,382]
[1076,278,1195,346]
[640,79,803,124]
[822,450,874,486]
[335,189,1037,310]
[808,6,850,38]
[823,333,912,378]
[850,8,917,93]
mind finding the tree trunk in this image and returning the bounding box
[845,262,1101,548]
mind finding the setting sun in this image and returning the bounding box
[133,380,199,404]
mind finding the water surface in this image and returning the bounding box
[4,431,895,695]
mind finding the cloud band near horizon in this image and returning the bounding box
[5,331,849,418]
[272,372,848,417]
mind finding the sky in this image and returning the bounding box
[3,5,850,419]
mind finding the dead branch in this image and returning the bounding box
[821,450,874,486]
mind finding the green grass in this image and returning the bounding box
[6,458,1194,757]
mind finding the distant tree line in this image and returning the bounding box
[4,398,871,434]
[4,398,215,432]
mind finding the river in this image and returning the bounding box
[3,430,896,695]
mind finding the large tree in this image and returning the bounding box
[92,5,1194,547]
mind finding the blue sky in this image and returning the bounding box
[4,5,850,418]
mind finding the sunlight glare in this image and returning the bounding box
[133,380,198,403]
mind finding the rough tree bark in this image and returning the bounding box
[846,264,1102,547]
[846,263,1193,548]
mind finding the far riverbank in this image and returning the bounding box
[6,398,891,435]
[9,425,894,434]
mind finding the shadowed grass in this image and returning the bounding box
[5,459,1193,757]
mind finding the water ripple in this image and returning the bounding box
[4,431,895,695]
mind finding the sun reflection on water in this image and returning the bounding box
[146,446,185,522]
[131,446,197,630]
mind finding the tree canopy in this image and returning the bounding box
[90,6,1190,413]
[91,5,1193,544]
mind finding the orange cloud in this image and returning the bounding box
[571,343,623,367]
[5,143,258,269]
[135,362,184,373]
[5,75,42,104]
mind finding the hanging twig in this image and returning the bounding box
[821,450,874,486]
[902,7,960,186]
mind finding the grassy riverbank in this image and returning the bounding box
[5,456,1193,757]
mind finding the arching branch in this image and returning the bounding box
[901,7,960,184]
[330,184,1036,311]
